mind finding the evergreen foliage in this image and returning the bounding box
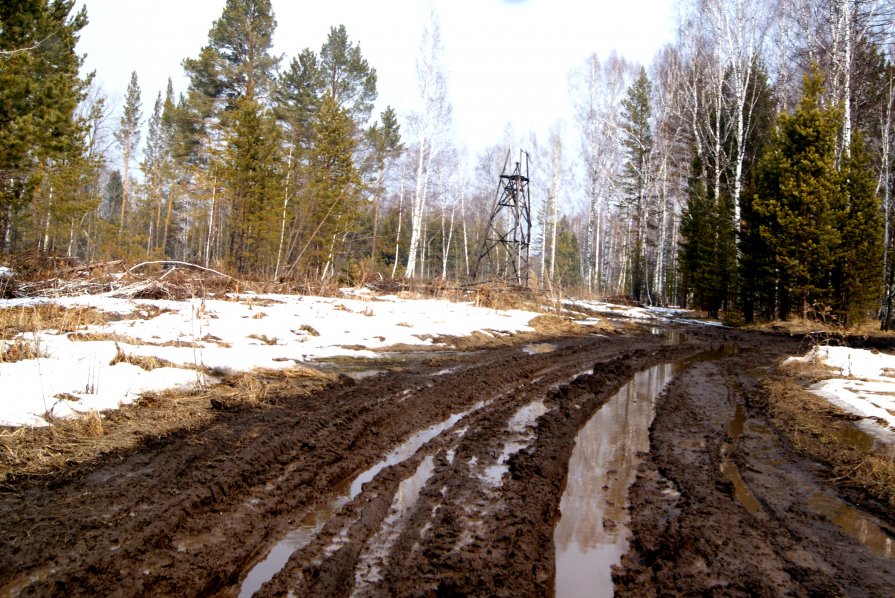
[748,67,882,323]
[619,66,652,301]
[0,0,88,250]
[679,154,735,317]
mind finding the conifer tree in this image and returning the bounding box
[225,97,282,274]
[115,71,142,237]
[619,66,652,300]
[366,106,403,271]
[182,0,281,271]
[318,25,377,128]
[0,0,88,251]
[751,67,844,320]
[680,154,735,317]
[833,132,883,325]
[302,95,361,278]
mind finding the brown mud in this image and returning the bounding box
[0,326,892,597]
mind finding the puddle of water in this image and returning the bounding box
[833,421,882,452]
[554,363,675,598]
[523,343,558,355]
[809,492,895,559]
[239,399,493,597]
[347,369,385,380]
[352,455,436,592]
[720,403,762,515]
[481,400,548,487]
[648,326,687,345]
[720,461,762,515]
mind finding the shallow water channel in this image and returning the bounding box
[238,398,494,597]
[554,362,675,598]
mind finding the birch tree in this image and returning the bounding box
[405,10,452,278]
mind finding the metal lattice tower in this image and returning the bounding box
[474,150,533,286]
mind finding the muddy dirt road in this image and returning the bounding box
[1,326,893,596]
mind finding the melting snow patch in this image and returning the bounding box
[788,346,895,444]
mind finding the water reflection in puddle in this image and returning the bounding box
[238,399,493,597]
[554,363,675,598]
[648,327,687,345]
[719,404,762,515]
[809,492,895,559]
[481,400,548,487]
[352,455,436,591]
[523,343,558,355]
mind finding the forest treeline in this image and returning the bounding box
[1,0,894,327]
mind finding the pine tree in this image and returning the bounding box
[303,95,361,278]
[224,97,282,274]
[620,67,652,301]
[318,25,378,128]
[366,106,403,271]
[182,0,281,271]
[0,0,88,251]
[183,0,279,109]
[114,71,142,237]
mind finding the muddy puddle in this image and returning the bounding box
[720,403,762,515]
[554,363,675,598]
[523,343,558,355]
[352,455,437,592]
[809,492,895,559]
[239,399,494,597]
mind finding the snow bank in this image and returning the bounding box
[785,346,895,444]
[0,292,539,427]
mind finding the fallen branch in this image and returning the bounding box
[127,261,234,280]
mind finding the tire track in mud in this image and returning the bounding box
[0,332,695,597]
[615,335,895,597]
[258,341,706,597]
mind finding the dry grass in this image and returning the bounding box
[0,336,46,362]
[108,344,180,371]
[67,331,203,349]
[247,334,279,345]
[764,365,895,510]
[0,304,110,340]
[0,366,334,481]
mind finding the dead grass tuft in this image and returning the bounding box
[297,324,320,336]
[470,283,542,312]
[528,314,608,336]
[0,336,45,362]
[247,334,279,345]
[0,304,110,340]
[109,343,182,371]
[764,373,895,510]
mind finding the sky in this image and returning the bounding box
[73,0,677,163]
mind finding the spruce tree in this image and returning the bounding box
[619,67,652,301]
[680,154,733,317]
[225,97,282,274]
[304,95,361,278]
[833,132,883,325]
[751,67,844,320]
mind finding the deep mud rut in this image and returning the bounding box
[0,327,893,597]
